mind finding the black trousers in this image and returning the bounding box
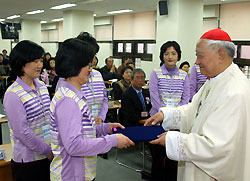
[149,144,178,181]
[11,158,50,181]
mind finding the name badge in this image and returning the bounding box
[42,125,50,141]
[141,111,148,117]
[166,99,174,107]
[91,105,99,117]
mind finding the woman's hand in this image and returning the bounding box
[94,117,103,124]
[116,134,135,149]
[109,123,125,133]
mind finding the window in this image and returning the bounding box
[233,41,250,80]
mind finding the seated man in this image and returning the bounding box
[100,57,120,81]
[121,68,151,126]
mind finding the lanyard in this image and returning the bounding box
[164,74,175,99]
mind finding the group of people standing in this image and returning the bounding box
[2,28,250,181]
[3,32,134,181]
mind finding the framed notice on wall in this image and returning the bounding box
[118,43,124,53]
[137,43,144,54]
[125,43,132,53]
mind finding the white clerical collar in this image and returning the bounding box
[210,63,233,82]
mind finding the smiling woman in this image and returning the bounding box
[148,41,190,181]
[50,38,134,181]
[3,40,52,181]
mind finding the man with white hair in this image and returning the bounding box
[145,28,250,181]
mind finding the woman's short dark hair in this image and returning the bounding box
[159,41,182,62]
[179,61,190,69]
[44,52,51,59]
[95,56,99,65]
[49,57,55,64]
[126,62,134,68]
[77,32,100,54]
[9,40,45,76]
[121,66,133,76]
[55,38,95,78]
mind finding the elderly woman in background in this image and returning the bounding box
[149,41,190,181]
[113,66,133,100]
[179,61,190,74]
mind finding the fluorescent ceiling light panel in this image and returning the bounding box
[7,15,20,19]
[51,3,76,10]
[40,21,47,24]
[51,18,63,22]
[26,10,45,15]
[0,19,5,22]
[79,0,103,5]
[93,14,97,16]
[107,9,133,14]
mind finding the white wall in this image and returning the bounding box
[96,43,114,68]
[19,19,41,45]
[63,10,94,40]
[0,39,11,54]
[41,43,58,57]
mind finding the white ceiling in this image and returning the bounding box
[0,0,249,23]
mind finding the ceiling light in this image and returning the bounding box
[40,21,47,24]
[26,10,45,15]
[0,19,5,22]
[107,9,133,15]
[94,14,97,17]
[51,3,76,10]
[79,0,104,4]
[51,18,63,22]
[7,15,20,19]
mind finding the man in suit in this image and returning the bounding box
[121,68,151,126]
[100,57,120,81]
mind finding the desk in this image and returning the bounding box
[106,88,113,92]
[0,75,9,87]
[0,143,13,181]
[108,101,121,110]
[0,144,12,164]
[0,117,8,145]
[106,101,121,123]
[139,119,147,125]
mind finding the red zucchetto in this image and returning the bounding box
[200,28,232,42]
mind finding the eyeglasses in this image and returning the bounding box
[88,62,92,68]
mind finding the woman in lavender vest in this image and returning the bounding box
[149,41,190,181]
[77,32,108,125]
[50,38,134,181]
[189,64,207,101]
[3,40,53,181]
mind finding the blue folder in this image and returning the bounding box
[113,126,165,142]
